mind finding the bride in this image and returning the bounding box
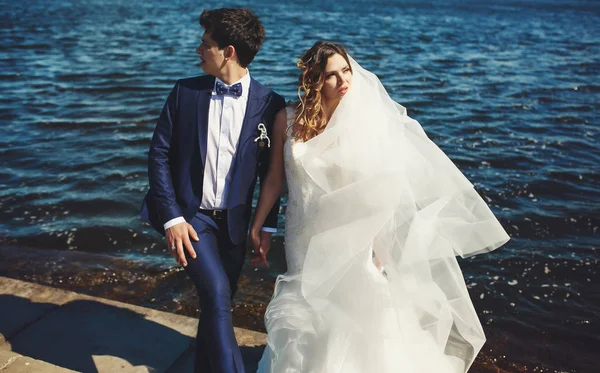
[249,41,509,373]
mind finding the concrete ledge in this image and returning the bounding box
[0,349,22,370]
[0,349,78,373]
[0,276,266,372]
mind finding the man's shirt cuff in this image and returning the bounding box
[261,227,277,233]
[164,217,186,230]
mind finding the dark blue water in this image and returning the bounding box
[1,0,598,371]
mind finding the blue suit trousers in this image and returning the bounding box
[183,211,246,373]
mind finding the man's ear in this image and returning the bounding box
[224,45,235,60]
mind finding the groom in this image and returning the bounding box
[140,8,284,373]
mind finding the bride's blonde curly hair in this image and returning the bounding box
[294,41,352,142]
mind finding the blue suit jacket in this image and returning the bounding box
[140,75,285,244]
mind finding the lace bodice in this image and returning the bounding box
[283,110,324,274]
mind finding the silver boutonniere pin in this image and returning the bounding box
[254,123,270,148]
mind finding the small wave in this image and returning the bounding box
[35,119,121,130]
[572,85,600,93]
[549,116,586,124]
[55,72,135,82]
[5,43,52,50]
[59,85,170,94]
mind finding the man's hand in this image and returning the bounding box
[166,222,199,267]
[249,230,271,268]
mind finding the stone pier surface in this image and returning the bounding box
[0,276,267,372]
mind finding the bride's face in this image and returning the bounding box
[320,53,352,102]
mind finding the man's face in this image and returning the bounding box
[196,32,225,76]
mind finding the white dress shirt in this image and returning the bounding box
[164,72,276,233]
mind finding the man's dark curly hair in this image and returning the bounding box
[199,8,265,68]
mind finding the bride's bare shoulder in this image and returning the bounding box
[285,102,298,118]
[285,102,302,140]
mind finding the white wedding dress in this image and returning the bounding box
[257,58,510,373]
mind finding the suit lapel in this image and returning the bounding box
[234,79,263,166]
[196,77,214,169]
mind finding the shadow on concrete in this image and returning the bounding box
[240,345,266,372]
[0,294,192,372]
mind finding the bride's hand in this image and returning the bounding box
[249,229,271,268]
[249,227,261,252]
